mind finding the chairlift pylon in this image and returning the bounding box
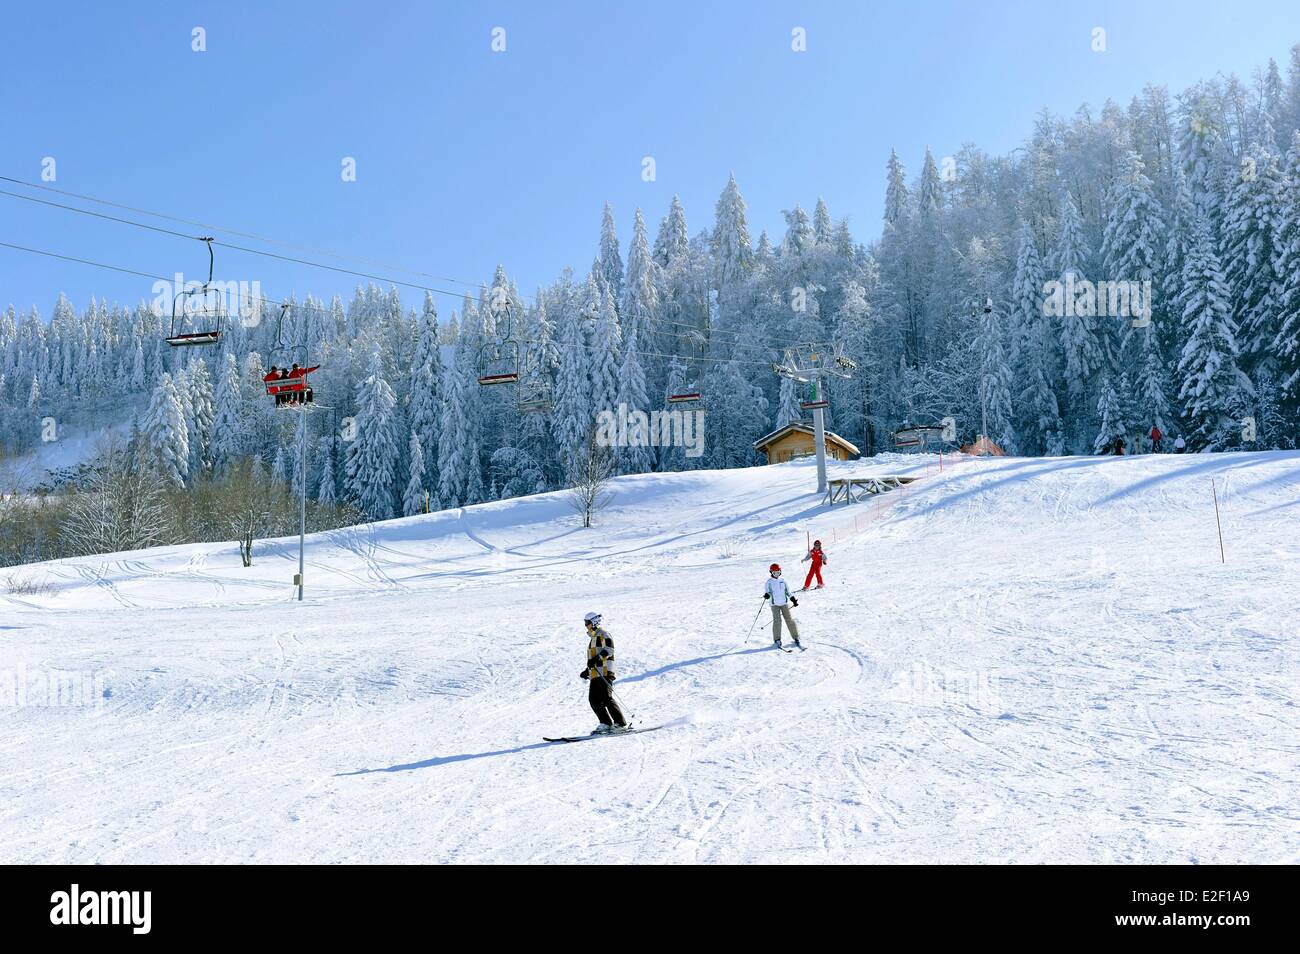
[166,237,226,347]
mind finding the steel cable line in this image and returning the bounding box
[0,187,490,304]
[0,175,784,352]
[0,188,783,359]
[0,173,482,290]
[0,237,787,372]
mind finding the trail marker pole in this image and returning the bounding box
[1211,478,1225,564]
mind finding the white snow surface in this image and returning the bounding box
[2,451,1298,863]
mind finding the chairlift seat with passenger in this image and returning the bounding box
[264,367,319,396]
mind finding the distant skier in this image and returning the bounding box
[1113,436,1126,456]
[1174,435,1186,453]
[579,612,630,735]
[800,539,827,591]
[763,563,801,649]
[1150,424,1163,453]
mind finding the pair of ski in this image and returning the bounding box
[544,725,665,744]
[545,641,807,742]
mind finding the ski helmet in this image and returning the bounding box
[583,612,602,626]
[769,563,781,573]
[813,539,821,547]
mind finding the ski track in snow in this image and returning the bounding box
[2,452,1298,863]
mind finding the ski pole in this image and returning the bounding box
[745,598,767,643]
[601,673,636,724]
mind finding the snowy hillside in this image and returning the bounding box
[2,450,1297,863]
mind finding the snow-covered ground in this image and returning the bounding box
[2,450,1297,863]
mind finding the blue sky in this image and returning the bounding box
[2,0,1299,317]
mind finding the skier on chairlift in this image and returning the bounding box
[282,362,320,406]
[264,366,288,406]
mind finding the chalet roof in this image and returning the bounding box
[752,421,861,457]
[960,435,1006,456]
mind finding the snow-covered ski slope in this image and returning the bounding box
[3,451,1298,863]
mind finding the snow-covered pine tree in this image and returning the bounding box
[1093,374,1128,453]
[1055,192,1104,443]
[776,375,801,428]
[779,204,815,259]
[1220,140,1283,373]
[653,195,691,269]
[316,434,339,504]
[917,148,943,218]
[883,149,910,231]
[271,444,289,486]
[402,429,426,516]
[1177,212,1249,449]
[1101,150,1164,362]
[551,285,592,477]
[290,432,309,500]
[614,325,654,474]
[443,295,487,505]
[185,358,215,475]
[209,352,245,473]
[1053,191,1091,279]
[705,347,768,468]
[409,291,445,486]
[1272,131,1300,413]
[588,279,622,415]
[1011,223,1063,454]
[712,173,754,313]
[976,299,1017,453]
[1177,92,1228,229]
[813,197,834,247]
[621,208,660,363]
[1135,326,1173,434]
[437,345,470,508]
[597,203,624,304]
[345,351,400,520]
[142,372,190,486]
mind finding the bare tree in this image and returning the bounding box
[63,437,170,557]
[567,427,614,528]
[227,457,293,567]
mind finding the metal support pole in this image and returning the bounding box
[813,376,828,495]
[297,392,307,601]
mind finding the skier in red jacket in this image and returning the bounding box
[801,539,827,591]
[264,366,288,406]
[285,363,320,405]
[1150,424,1163,452]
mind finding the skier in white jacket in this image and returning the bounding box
[763,563,801,649]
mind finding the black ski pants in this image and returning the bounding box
[588,676,627,727]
